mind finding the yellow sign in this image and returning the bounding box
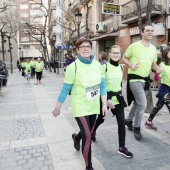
[102,2,120,15]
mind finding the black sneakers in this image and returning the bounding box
[134,127,142,140]
[72,133,80,151]
[125,119,133,131]
[85,167,94,170]
[118,147,133,158]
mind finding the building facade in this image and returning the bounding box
[61,0,169,78]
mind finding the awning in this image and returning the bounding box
[91,32,118,41]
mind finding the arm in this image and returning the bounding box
[122,56,139,70]
[52,83,72,117]
[152,62,164,74]
[100,78,108,119]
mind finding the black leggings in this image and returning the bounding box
[94,101,126,147]
[36,71,42,81]
[75,114,97,169]
[148,99,170,122]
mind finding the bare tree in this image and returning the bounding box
[20,0,52,71]
[0,1,18,72]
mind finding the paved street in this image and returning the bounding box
[0,69,170,170]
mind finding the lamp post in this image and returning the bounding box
[19,47,21,59]
[75,11,82,39]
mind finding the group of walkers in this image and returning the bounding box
[18,57,44,84]
[52,24,170,170]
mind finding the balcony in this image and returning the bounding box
[71,0,81,12]
[121,0,166,24]
[51,2,56,10]
[80,0,90,5]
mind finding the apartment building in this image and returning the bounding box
[49,0,65,66]
[16,0,47,59]
[62,0,170,78]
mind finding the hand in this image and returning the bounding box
[156,66,164,74]
[52,107,60,117]
[102,105,108,119]
[131,63,139,70]
[107,100,115,109]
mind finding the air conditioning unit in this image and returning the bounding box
[96,22,107,33]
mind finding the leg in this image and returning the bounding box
[111,105,125,147]
[164,99,170,113]
[148,100,164,121]
[129,82,147,140]
[129,82,147,127]
[74,115,96,170]
[92,99,105,141]
[38,71,42,82]
[35,72,39,83]
[111,105,133,158]
[145,99,164,130]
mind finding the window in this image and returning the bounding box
[20,5,28,9]
[32,4,41,9]
[21,29,28,34]
[21,37,29,42]
[20,13,29,17]
[23,45,30,49]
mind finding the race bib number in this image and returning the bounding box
[86,84,100,101]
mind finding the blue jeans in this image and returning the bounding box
[127,81,148,127]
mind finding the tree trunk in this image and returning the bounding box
[86,2,89,38]
[8,36,13,74]
[134,0,142,33]
[146,0,153,24]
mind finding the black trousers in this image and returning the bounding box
[148,99,170,122]
[31,67,35,77]
[94,101,126,147]
[36,71,42,81]
[75,114,96,169]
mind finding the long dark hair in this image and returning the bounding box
[162,47,170,66]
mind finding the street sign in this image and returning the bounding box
[102,2,120,15]
[56,45,72,50]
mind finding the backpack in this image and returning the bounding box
[68,61,77,95]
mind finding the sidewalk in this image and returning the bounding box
[0,69,170,170]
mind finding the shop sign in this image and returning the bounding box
[130,27,140,35]
[102,2,120,15]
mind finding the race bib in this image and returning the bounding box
[86,84,100,101]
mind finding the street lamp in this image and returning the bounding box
[75,11,82,39]
[19,47,21,59]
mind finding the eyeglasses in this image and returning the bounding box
[79,46,91,49]
[110,52,120,55]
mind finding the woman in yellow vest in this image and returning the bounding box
[52,37,107,170]
[34,58,44,84]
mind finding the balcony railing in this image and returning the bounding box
[121,0,166,23]
[80,0,90,4]
[71,0,81,12]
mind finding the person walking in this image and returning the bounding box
[99,51,108,65]
[35,58,44,84]
[122,24,164,140]
[20,59,26,77]
[145,47,170,130]
[24,59,31,83]
[92,45,133,158]
[30,57,36,78]
[52,37,107,170]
